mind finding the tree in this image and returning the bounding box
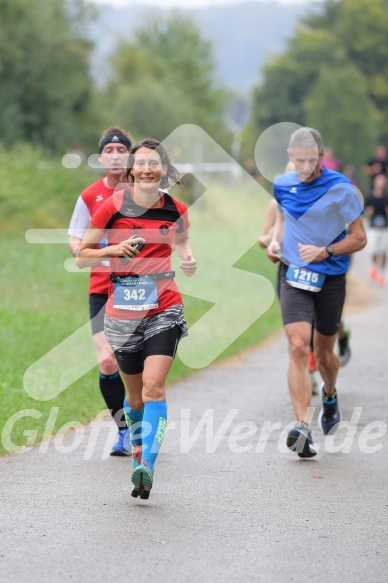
[99,77,195,142]
[304,0,388,117]
[246,0,388,164]
[336,0,388,130]
[304,64,378,168]
[0,0,95,152]
[106,12,231,147]
[243,27,347,159]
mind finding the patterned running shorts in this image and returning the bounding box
[104,304,188,353]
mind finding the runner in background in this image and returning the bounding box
[362,144,388,188]
[68,127,133,456]
[267,127,366,457]
[258,162,352,394]
[364,173,388,285]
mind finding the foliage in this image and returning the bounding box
[255,28,346,130]
[304,64,377,168]
[0,0,95,152]
[0,143,94,233]
[335,0,388,130]
[246,0,388,167]
[106,12,232,147]
[98,77,193,143]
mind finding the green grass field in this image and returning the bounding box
[0,151,281,455]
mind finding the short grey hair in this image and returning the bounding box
[288,127,325,156]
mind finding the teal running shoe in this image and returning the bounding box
[131,465,154,500]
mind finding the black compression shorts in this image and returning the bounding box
[279,263,346,336]
[113,325,183,375]
[89,293,108,336]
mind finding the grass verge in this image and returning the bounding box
[0,180,281,454]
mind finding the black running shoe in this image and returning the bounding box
[318,385,341,435]
[287,422,317,458]
[338,328,351,367]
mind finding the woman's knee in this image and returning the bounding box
[142,376,166,401]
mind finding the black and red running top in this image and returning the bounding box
[91,187,190,320]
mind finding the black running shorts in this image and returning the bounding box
[89,293,108,336]
[279,263,346,336]
[104,304,188,375]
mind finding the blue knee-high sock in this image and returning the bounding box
[141,401,167,471]
[123,398,144,446]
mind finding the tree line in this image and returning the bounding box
[0,0,230,154]
[1,0,388,171]
[243,0,388,170]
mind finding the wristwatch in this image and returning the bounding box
[326,245,335,258]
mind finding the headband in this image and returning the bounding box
[99,133,132,154]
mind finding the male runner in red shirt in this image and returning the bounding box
[68,127,133,455]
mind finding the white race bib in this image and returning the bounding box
[286,265,326,292]
[113,277,158,310]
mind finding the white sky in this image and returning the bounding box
[91,0,314,8]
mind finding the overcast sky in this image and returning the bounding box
[91,0,315,8]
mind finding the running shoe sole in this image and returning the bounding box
[131,465,154,500]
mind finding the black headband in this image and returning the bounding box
[99,133,132,154]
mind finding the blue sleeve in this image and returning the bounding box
[337,183,364,224]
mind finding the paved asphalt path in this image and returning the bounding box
[1,246,387,583]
